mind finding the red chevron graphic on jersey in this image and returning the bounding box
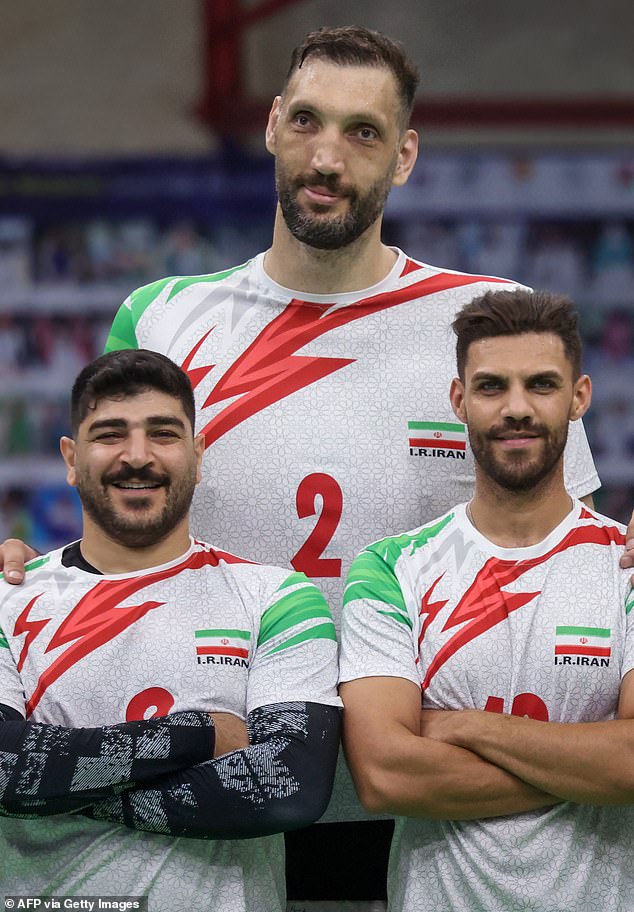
[181,326,216,388]
[418,573,448,648]
[14,594,49,673]
[193,271,510,449]
[421,520,625,691]
[23,546,251,716]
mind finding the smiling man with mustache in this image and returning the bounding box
[0,349,340,911]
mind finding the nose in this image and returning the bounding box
[121,429,153,468]
[500,383,534,423]
[310,126,345,176]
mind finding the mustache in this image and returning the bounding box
[103,465,170,486]
[486,419,549,439]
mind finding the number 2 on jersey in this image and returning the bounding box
[291,473,343,578]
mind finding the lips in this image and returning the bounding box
[302,184,345,206]
[111,481,163,490]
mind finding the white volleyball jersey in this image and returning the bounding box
[0,540,340,911]
[106,251,599,620]
[340,502,634,911]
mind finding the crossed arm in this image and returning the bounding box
[341,670,634,820]
[419,668,634,806]
[339,676,560,820]
[0,700,340,837]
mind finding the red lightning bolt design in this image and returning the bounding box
[14,594,49,673]
[418,573,448,653]
[181,268,510,450]
[181,326,216,388]
[22,545,253,717]
[421,521,626,692]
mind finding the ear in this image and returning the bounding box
[570,374,592,421]
[194,434,205,484]
[265,96,282,155]
[60,437,78,487]
[450,377,467,423]
[392,129,419,187]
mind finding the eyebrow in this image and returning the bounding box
[471,369,564,383]
[87,416,187,433]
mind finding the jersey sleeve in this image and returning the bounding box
[104,277,175,352]
[339,547,420,686]
[85,700,341,839]
[563,418,600,500]
[246,572,341,714]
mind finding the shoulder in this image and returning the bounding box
[363,508,459,569]
[191,540,326,598]
[344,509,460,610]
[396,250,530,297]
[0,546,66,609]
[573,502,627,545]
[120,259,254,320]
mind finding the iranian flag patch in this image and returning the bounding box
[408,420,466,451]
[554,625,611,658]
[195,628,251,659]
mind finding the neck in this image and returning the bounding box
[468,468,574,548]
[263,207,398,293]
[79,516,192,574]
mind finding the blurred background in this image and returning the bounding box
[1,0,633,550]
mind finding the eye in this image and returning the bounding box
[94,431,124,441]
[355,125,379,142]
[476,380,504,393]
[292,111,314,130]
[531,377,557,391]
[152,429,180,440]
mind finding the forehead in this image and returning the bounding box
[284,59,401,122]
[465,333,570,377]
[82,389,190,428]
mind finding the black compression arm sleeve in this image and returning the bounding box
[86,701,340,839]
[0,703,215,817]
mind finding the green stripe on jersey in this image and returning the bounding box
[105,262,251,352]
[344,549,406,612]
[626,590,634,616]
[264,622,337,656]
[0,628,8,649]
[167,261,250,302]
[276,571,311,591]
[376,513,454,565]
[257,582,333,647]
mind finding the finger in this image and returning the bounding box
[3,562,25,584]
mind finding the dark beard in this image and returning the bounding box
[469,419,569,492]
[276,165,394,250]
[76,464,195,548]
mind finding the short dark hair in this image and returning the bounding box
[70,349,196,435]
[452,289,582,380]
[284,25,420,128]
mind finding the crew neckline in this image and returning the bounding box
[457,499,583,561]
[253,247,409,304]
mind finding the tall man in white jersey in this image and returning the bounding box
[0,349,340,911]
[340,289,634,911]
[0,23,630,904]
